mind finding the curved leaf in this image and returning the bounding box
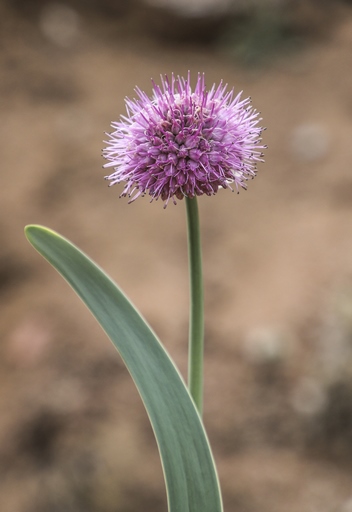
[25,225,223,512]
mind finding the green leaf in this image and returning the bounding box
[25,225,223,512]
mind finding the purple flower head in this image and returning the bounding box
[103,73,266,207]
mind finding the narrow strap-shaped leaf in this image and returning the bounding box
[25,225,223,512]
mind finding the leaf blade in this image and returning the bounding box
[25,225,223,512]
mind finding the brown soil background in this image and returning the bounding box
[1,1,352,511]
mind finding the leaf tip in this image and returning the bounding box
[24,224,58,246]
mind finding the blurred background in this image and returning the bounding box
[1,0,352,510]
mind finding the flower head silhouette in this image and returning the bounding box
[103,73,266,207]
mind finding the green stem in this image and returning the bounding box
[185,196,204,416]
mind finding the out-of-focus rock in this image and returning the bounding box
[290,123,330,162]
[317,285,352,384]
[340,498,352,512]
[291,378,327,416]
[39,3,80,48]
[297,285,352,460]
[242,326,292,365]
[5,316,53,368]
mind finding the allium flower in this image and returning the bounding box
[103,73,266,207]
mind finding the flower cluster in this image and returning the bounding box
[103,73,266,207]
